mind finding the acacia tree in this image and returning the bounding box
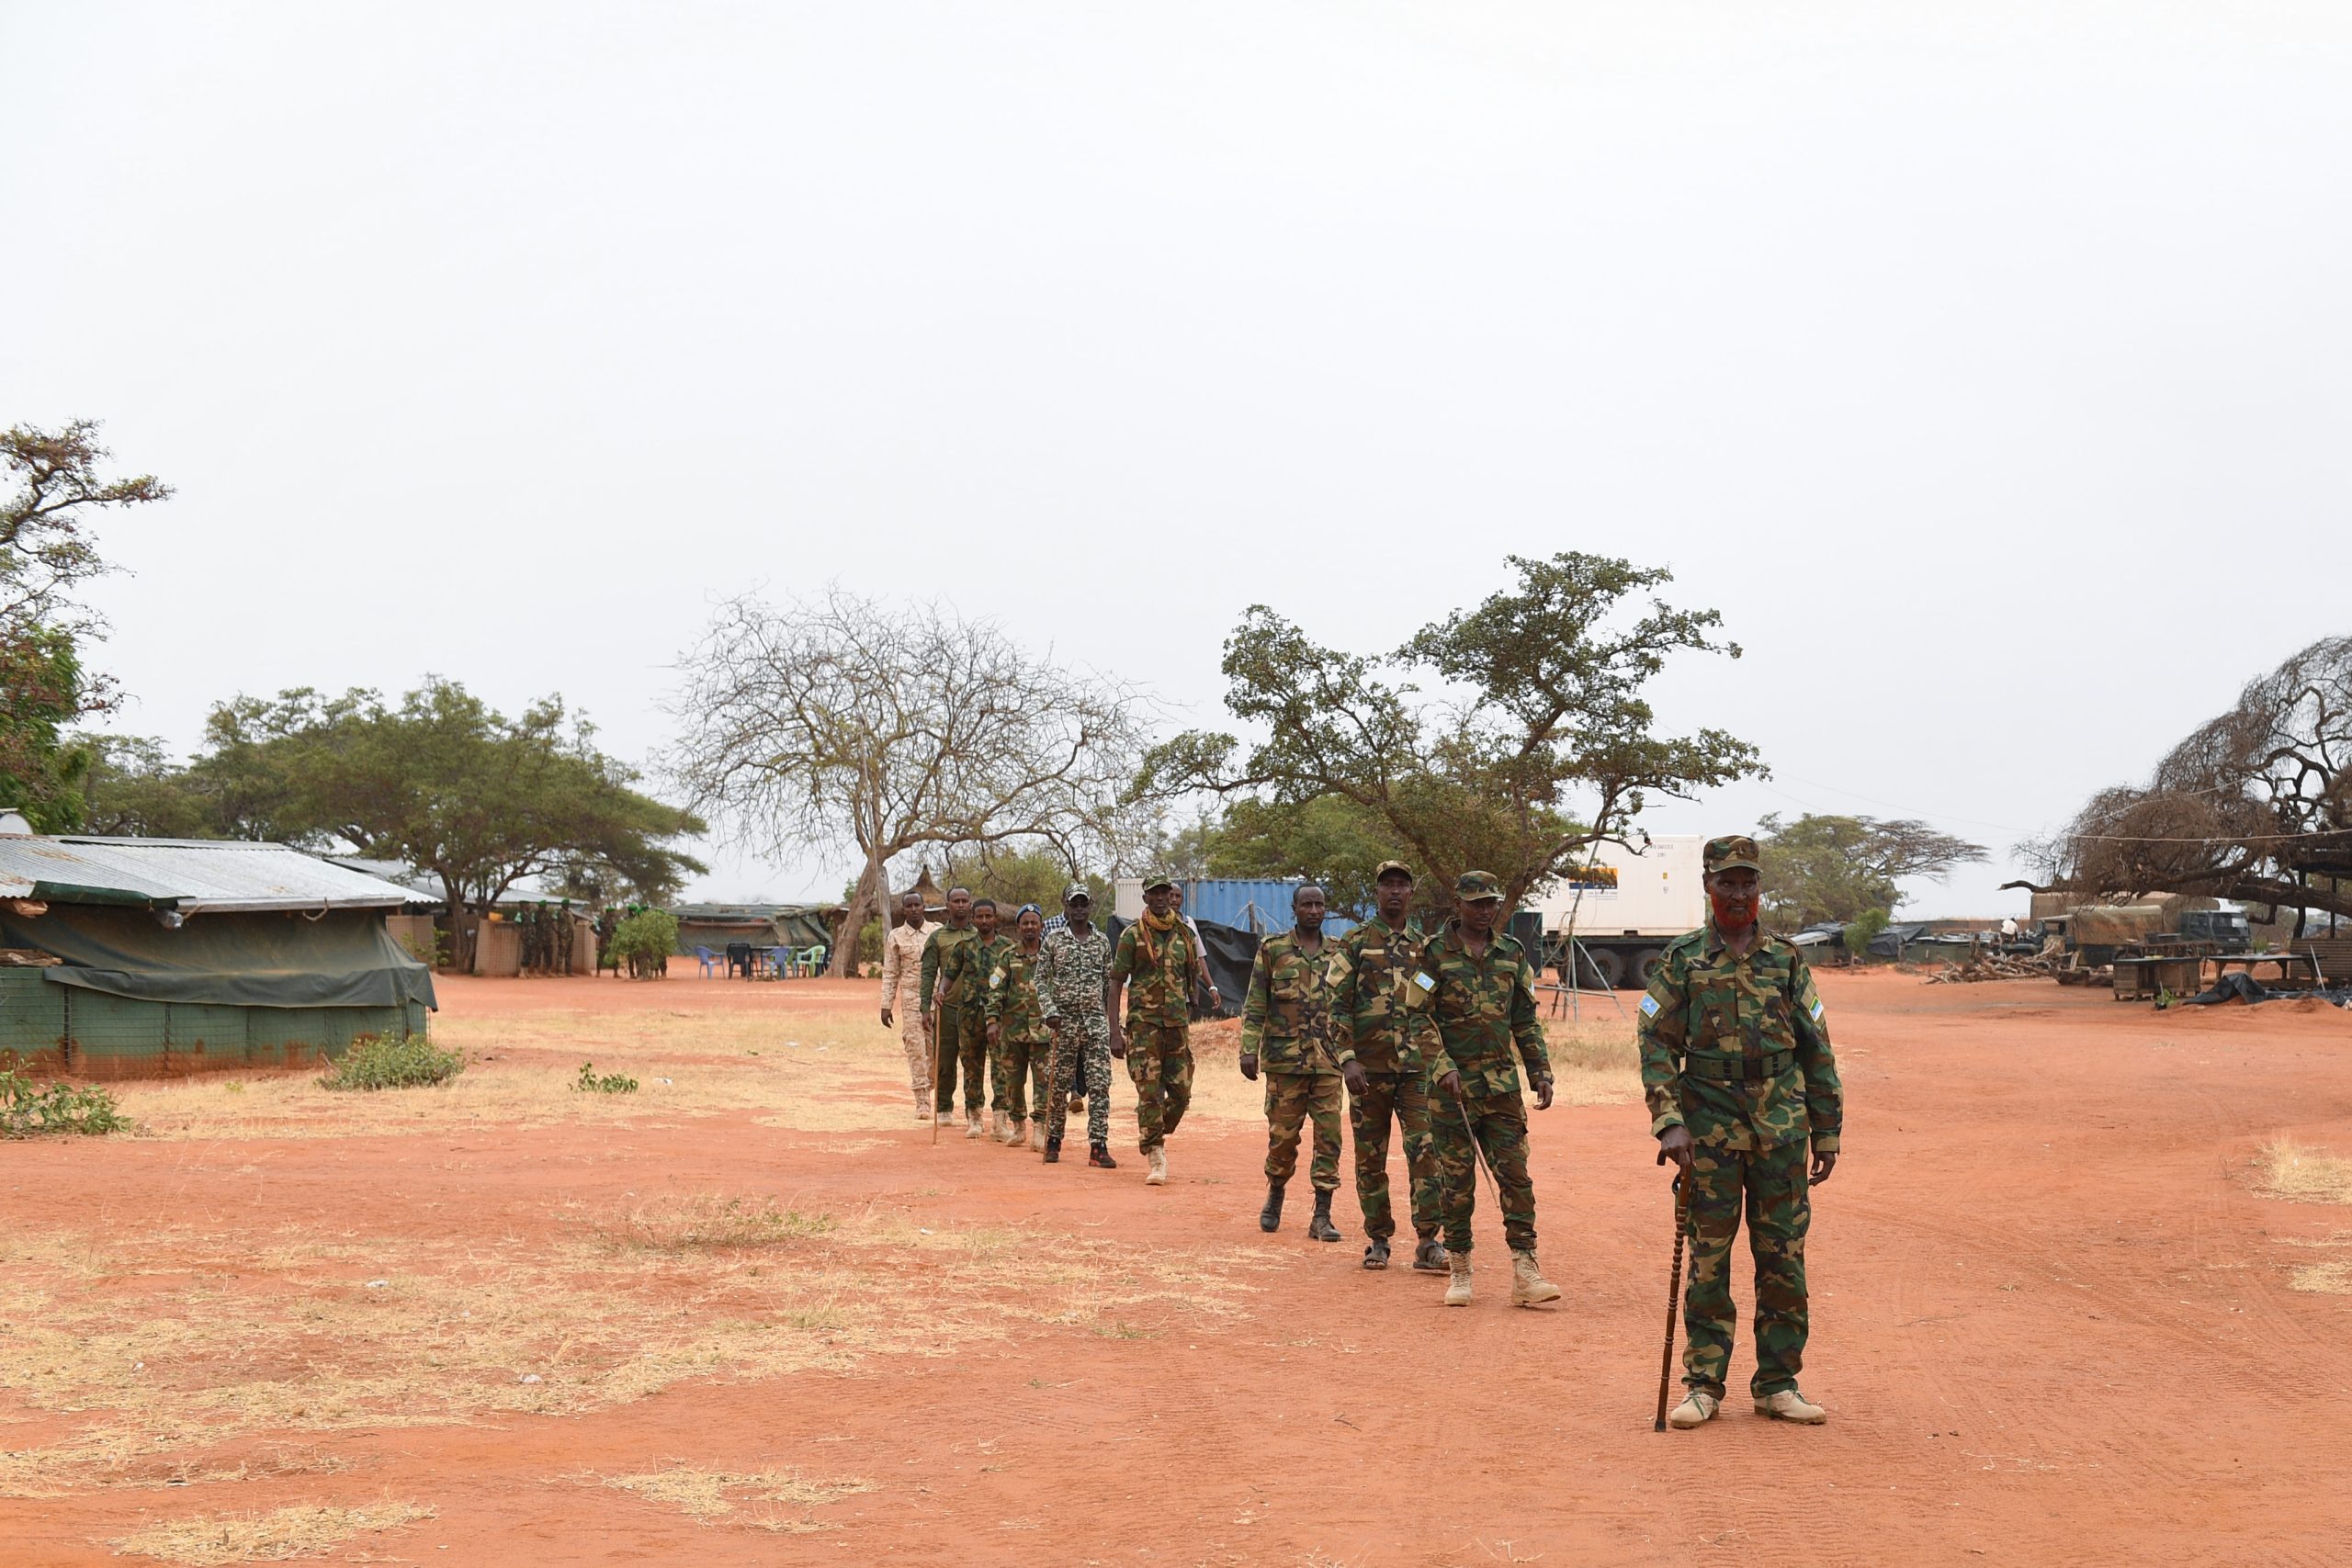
[1755,812,1987,928]
[1,421,172,827]
[2015,638,2352,930]
[668,589,1153,976]
[1137,553,1760,909]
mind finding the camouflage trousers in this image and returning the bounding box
[996,1034,1049,1123]
[1044,1017,1113,1147]
[1681,1139,1811,1398]
[1262,1068,1342,1190]
[1430,1089,1535,1256]
[1350,1069,1440,1242]
[932,1009,985,1114]
[891,987,929,1108]
[1124,1021,1193,1154]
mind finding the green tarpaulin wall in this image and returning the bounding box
[0,906,436,1010]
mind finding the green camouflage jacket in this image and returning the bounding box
[941,933,1011,1025]
[919,922,978,1013]
[1035,923,1113,1023]
[1112,919,1198,1028]
[1240,930,1337,1075]
[1325,916,1428,1075]
[987,941,1050,1043]
[1635,924,1842,1153]
[1404,925,1549,1098]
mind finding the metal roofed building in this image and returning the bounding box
[0,834,435,1079]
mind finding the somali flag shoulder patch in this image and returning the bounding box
[1409,970,1436,995]
[1639,993,1660,1018]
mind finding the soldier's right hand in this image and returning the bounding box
[880,1008,894,1029]
[1340,1060,1368,1098]
[987,1021,1001,1046]
[1657,1124,1696,1179]
[1238,1052,1258,1082]
[1436,1069,1463,1100]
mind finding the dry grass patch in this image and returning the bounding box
[0,1201,1269,1498]
[600,1465,873,1532]
[114,1007,910,1142]
[2257,1140,2352,1204]
[113,1501,432,1564]
[2289,1261,2352,1294]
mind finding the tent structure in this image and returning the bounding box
[0,835,434,1079]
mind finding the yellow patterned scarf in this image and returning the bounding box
[1136,907,1179,966]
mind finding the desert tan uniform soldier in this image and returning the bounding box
[877,891,933,1121]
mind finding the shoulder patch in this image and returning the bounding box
[1809,997,1826,1022]
[1639,993,1661,1018]
[1409,970,1436,995]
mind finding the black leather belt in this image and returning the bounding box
[1682,1049,1793,1083]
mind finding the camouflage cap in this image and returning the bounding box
[1141,873,1176,893]
[1703,835,1762,874]
[1374,859,1415,882]
[1061,881,1092,904]
[1453,870,1504,902]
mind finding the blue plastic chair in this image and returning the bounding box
[695,945,720,978]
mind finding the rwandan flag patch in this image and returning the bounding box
[1639,994,1660,1018]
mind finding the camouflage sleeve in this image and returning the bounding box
[1636,945,1690,1137]
[1035,938,1063,1022]
[1326,940,1359,1065]
[1510,953,1550,1083]
[985,960,1007,1024]
[1240,943,1274,1056]
[1110,924,1138,982]
[879,932,903,1001]
[1788,949,1842,1154]
[920,931,942,1013]
[1414,953,1453,1082]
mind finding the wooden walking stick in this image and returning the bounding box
[928,1008,940,1147]
[1653,1172,1691,1431]
[1043,1021,1066,1154]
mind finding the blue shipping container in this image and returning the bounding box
[1177,879,1356,938]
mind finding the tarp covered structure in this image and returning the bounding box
[0,905,433,1010]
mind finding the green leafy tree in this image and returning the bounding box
[1756,812,1988,928]
[1138,553,1759,909]
[936,845,1110,916]
[1,421,171,826]
[1195,795,1407,919]
[193,680,707,968]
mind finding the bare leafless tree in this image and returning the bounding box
[2012,637,2352,929]
[667,589,1154,976]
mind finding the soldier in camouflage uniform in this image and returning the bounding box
[1036,882,1117,1167]
[1641,834,1843,1428]
[1241,883,1343,1243]
[940,898,1012,1140]
[1329,859,1446,1273]
[1109,874,1201,1186]
[920,887,980,1133]
[1407,871,1562,1309]
[986,904,1053,1151]
[879,890,934,1122]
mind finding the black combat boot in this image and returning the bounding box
[1259,1182,1286,1233]
[1306,1189,1341,1243]
[1043,1137,1061,1164]
[1088,1143,1117,1168]
[1362,1237,1392,1269]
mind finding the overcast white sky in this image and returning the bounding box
[9,3,2349,913]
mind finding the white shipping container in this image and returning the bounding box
[1537,835,1708,940]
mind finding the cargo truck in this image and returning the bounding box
[1535,835,1708,988]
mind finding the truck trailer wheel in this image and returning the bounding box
[1580,947,1626,989]
[1631,948,1666,986]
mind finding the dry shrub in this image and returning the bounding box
[2258,1140,2352,1204]
[594,1193,838,1253]
[113,1501,432,1564]
[600,1465,873,1531]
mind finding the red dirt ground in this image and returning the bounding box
[8,968,2352,1565]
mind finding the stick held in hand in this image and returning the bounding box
[1654,1173,1690,1432]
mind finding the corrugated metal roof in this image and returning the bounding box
[0,836,421,913]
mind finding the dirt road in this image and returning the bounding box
[5,969,2350,1565]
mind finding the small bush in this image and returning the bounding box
[319,1032,464,1092]
[608,909,681,977]
[574,1061,638,1094]
[0,1069,130,1138]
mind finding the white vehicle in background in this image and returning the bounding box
[1535,834,1708,988]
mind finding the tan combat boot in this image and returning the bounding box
[1002,1117,1025,1146]
[1509,1248,1562,1307]
[913,1090,930,1122]
[965,1109,984,1139]
[1028,1121,1046,1152]
[1668,1390,1720,1429]
[1755,1389,1827,1424]
[1145,1147,1169,1185]
[1442,1253,1474,1307]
